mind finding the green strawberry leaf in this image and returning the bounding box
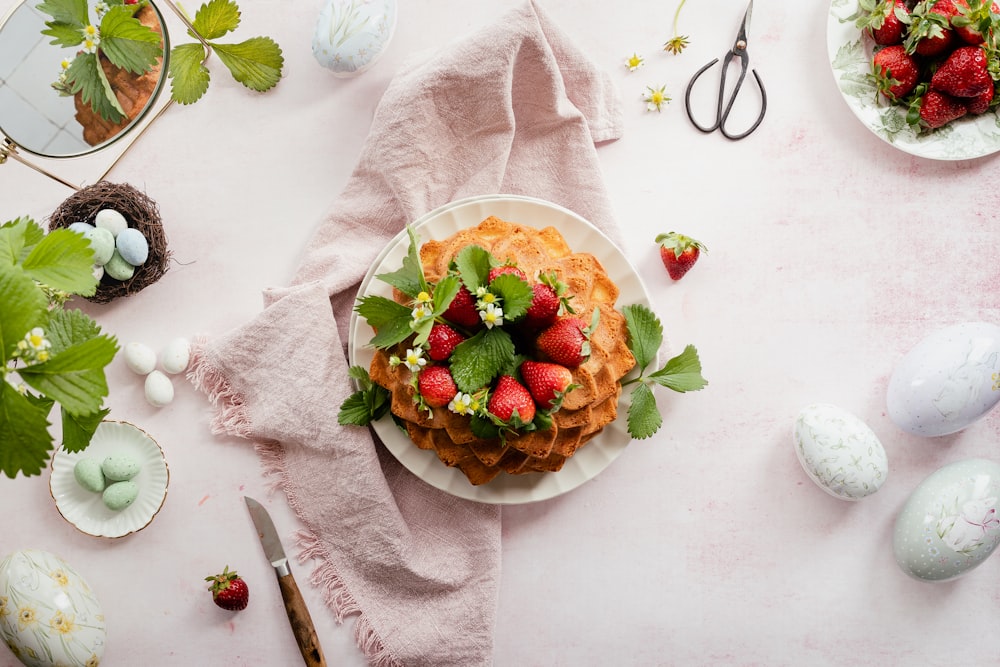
[169,42,211,105]
[376,227,427,298]
[338,367,390,426]
[453,244,492,292]
[61,405,110,454]
[192,0,242,40]
[0,217,42,267]
[66,52,126,122]
[0,266,50,366]
[626,382,661,440]
[211,37,284,93]
[431,275,461,316]
[622,303,663,373]
[355,295,414,349]
[449,328,515,393]
[22,228,97,296]
[38,0,89,40]
[19,331,117,416]
[470,415,499,440]
[647,344,707,393]
[98,5,163,74]
[489,274,533,321]
[0,382,54,478]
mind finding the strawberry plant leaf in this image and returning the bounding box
[98,5,163,74]
[61,405,110,454]
[622,303,662,373]
[627,382,661,440]
[647,344,707,393]
[489,273,533,321]
[355,294,411,328]
[0,266,49,365]
[376,227,426,298]
[0,217,41,267]
[0,382,54,479]
[22,228,97,296]
[431,276,461,316]
[449,328,515,393]
[169,42,211,104]
[19,333,117,416]
[211,37,284,93]
[338,367,390,426]
[66,52,127,122]
[38,0,88,41]
[192,0,242,40]
[454,244,492,292]
[44,308,108,355]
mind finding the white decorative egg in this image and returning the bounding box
[144,370,174,407]
[93,209,127,237]
[159,337,191,375]
[123,342,157,375]
[0,549,106,667]
[312,0,397,77]
[893,458,1000,582]
[887,322,1000,437]
[793,403,888,500]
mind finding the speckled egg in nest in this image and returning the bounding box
[47,181,170,304]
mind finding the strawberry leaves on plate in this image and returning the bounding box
[621,304,707,439]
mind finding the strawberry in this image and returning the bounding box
[523,273,574,329]
[418,365,458,408]
[930,45,992,97]
[520,360,576,410]
[951,0,1000,44]
[487,265,526,283]
[857,0,910,45]
[655,232,706,281]
[905,0,959,56]
[206,566,249,611]
[487,375,536,424]
[442,285,481,329]
[536,317,591,368]
[871,45,921,100]
[426,323,465,361]
[918,89,969,127]
[965,85,994,113]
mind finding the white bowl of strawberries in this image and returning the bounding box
[828,0,1000,159]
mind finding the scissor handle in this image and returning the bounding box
[684,51,767,141]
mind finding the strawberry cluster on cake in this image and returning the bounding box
[360,216,636,485]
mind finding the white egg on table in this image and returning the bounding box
[893,458,1000,582]
[793,403,889,500]
[312,0,397,77]
[0,549,106,667]
[159,337,190,375]
[887,321,1000,437]
[144,370,174,407]
[123,342,157,375]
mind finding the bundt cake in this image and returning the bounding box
[365,216,636,485]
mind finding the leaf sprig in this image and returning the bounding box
[621,304,707,439]
[0,217,119,478]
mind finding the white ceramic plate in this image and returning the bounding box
[348,194,655,504]
[827,0,1000,160]
[49,421,169,538]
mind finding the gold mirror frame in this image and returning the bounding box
[0,0,212,190]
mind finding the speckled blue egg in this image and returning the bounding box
[116,227,149,266]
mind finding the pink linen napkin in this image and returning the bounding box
[188,1,623,665]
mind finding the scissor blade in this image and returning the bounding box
[735,0,753,48]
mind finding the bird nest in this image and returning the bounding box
[48,181,170,304]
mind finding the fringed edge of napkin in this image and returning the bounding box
[188,337,402,667]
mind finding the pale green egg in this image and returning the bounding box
[104,250,135,281]
[73,457,106,493]
[102,454,140,481]
[103,480,139,511]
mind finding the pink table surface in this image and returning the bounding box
[3,0,1000,665]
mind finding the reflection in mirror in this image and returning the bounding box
[0,0,168,159]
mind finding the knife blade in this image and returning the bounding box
[245,496,327,667]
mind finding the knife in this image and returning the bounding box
[244,496,327,667]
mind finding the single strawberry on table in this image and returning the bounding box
[520,360,577,411]
[487,375,536,424]
[656,232,706,281]
[206,566,249,611]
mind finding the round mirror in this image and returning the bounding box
[0,0,169,158]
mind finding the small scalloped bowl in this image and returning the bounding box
[49,421,169,538]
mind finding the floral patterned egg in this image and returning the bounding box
[887,321,1000,437]
[893,459,1000,582]
[793,403,888,501]
[312,0,397,77]
[0,549,106,667]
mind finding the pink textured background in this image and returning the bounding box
[3,0,1000,664]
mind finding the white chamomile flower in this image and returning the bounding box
[411,303,431,322]
[402,348,426,373]
[448,392,474,415]
[480,303,504,329]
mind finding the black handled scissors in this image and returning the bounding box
[684,0,766,140]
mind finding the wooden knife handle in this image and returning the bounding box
[277,572,327,667]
